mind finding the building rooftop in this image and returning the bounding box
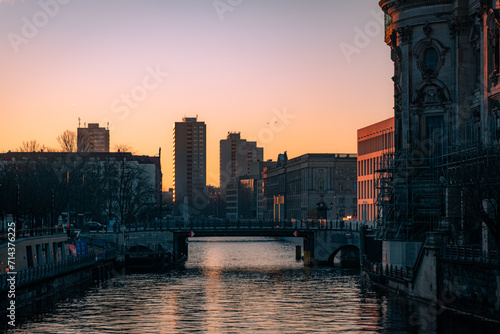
[182,116,199,123]
[357,117,395,140]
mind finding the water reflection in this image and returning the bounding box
[4,237,499,333]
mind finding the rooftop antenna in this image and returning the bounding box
[78,117,81,128]
[107,122,109,130]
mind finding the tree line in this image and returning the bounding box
[0,152,156,232]
[12,129,133,154]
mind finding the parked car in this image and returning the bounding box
[83,222,107,232]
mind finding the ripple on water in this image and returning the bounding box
[8,238,500,334]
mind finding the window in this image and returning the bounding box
[427,116,444,155]
[423,47,439,72]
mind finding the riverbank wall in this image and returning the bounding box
[362,232,500,321]
[0,233,117,311]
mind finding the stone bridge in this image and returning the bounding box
[81,220,370,266]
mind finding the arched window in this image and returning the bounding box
[423,47,439,72]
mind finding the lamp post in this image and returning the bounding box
[216,191,219,218]
[0,183,3,234]
[66,171,70,230]
[83,174,86,223]
[161,203,173,229]
[316,197,333,228]
[50,189,54,235]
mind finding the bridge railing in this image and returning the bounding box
[84,219,375,233]
[167,219,369,231]
[0,227,66,245]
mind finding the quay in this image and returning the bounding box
[0,228,115,309]
[361,232,500,322]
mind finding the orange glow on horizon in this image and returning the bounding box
[0,0,394,189]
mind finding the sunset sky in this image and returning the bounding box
[0,0,393,189]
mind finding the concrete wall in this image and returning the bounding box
[382,240,422,268]
[363,233,500,321]
[411,246,439,302]
[438,260,500,320]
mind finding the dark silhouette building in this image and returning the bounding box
[77,123,110,152]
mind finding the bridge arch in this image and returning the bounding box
[127,245,154,253]
[327,245,360,268]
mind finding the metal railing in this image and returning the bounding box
[363,259,411,280]
[169,219,368,232]
[0,227,66,244]
[440,245,499,264]
[80,219,372,233]
[0,253,96,291]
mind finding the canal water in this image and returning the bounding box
[5,237,499,333]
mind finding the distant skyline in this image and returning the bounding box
[0,0,393,189]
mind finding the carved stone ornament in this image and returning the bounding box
[490,98,500,114]
[490,69,499,86]
[423,22,432,37]
[398,26,413,45]
[412,80,451,108]
[448,16,472,38]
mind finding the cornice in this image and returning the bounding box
[380,0,453,14]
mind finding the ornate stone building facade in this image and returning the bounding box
[263,153,357,222]
[379,0,500,245]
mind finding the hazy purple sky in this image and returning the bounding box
[0,0,393,188]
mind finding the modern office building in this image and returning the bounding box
[225,160,274,221]
[173,116,206,215]
[219,132,263,193]
[77,123,110,152]
[357,117,395,222]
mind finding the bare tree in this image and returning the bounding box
[116,162,155,226]
[18,140,42,152]
[17,140,57,152]
[77,131,92,152]
[57,130,77,152]
[114,144,137,154]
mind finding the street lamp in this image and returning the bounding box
[316,199,333,221]
[161,203,174,229]
[0,183,3,234]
